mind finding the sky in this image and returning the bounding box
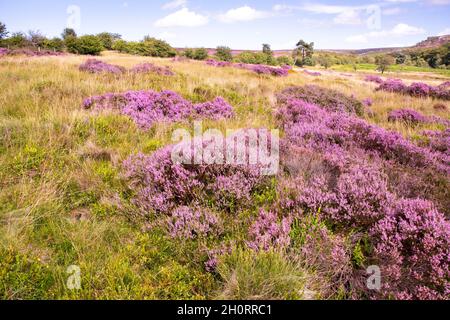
[0,0,449,50]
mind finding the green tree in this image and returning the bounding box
[317,55,331,69]
[215,46,233,62]
[96,32,121,50]
[4,32,28,48]
[27,30,47,49]
[375,55,394,74]
[0,22,8,40]
[62,28,77,40]
[294,40,314,66]
[262,44,272,56]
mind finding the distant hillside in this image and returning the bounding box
[175,34,450,57]
[415,35,450,48]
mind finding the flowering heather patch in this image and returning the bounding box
[0,48,65,57]
[277,85,365,116]
[193,97,235,120]
[362,98,373,107]
[387,108,450,127]
[0,48,10,57]
[422,129,450,154]
[83,90,234,129]
[205,59,232,67]
[370,199,450,300]
[303,70,321,77]
[130,63,174,76]
[376,79,450,101]
[388,108,428,125]
[276,89,450,299]
[364,75,384,84]
[205,60,289,77]
[281,99,448,173]
[376,78,407,93]
[167,206,222,239]
[122,136,268,214]
[247,210,292,251]
[247,64,289,77]
[79,59,126,74]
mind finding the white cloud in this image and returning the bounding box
[162,0,187,10]
[218,6,270,23]
[345,23,426,43]
[382,7,402,15]
[333,9,362,25]
[426,0,450,4]
[437,27,450,36]
[154,8,209,27]
[389,23,426,35]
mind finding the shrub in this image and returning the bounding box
[388,108,428,125]
[276,56,294,66]
[83,90,234,129]
[364,75,383,84]
[370,199,450,300]
[247,209,292,251]
[167,206,222,239]
[122,141,266,214]
[215,46,233,62]
[79,59,125,74]
[275,89,450,299]
[67,35,103,55]
[184,48,208,60]
[277,85,365,116]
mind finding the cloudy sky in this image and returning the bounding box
[1,0,449,49]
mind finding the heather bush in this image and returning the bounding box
[205,60,289,77]
[0,47,9,56]
[275,90,450,299]
[362,98,373,107]
[376,79,450,101]
[122,136,268,214]
[167,206,222,239]
[388,108,428,125]
[376,78,407,93]
[364,75,383,84]
[247,209,292,251]
[83,90,234,129]
[130,63,174,76]
[79,59,125,74]
[370,199,450,299]
[277,85,364,116]
[205,59,232,67]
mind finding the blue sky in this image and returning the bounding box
[1,0,449,49]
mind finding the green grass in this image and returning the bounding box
[331,63,450,76]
